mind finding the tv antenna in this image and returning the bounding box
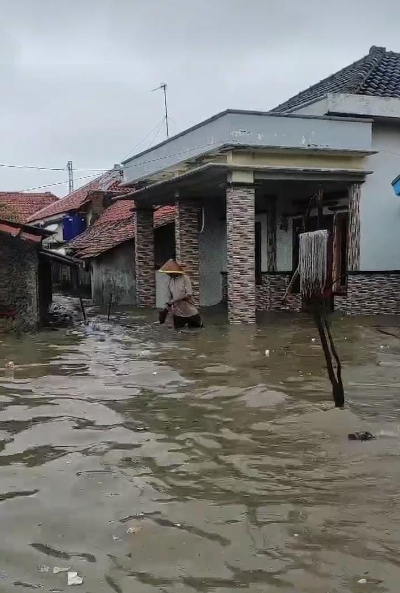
[152,82,169,139]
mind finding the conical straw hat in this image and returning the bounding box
[159,259,185,274]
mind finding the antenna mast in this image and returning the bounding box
[152,82,169,138]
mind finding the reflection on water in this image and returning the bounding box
[1,306,400,592]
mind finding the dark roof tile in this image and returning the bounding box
[271,46,400,113]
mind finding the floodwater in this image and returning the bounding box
[1,305,400,592]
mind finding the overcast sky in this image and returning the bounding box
[1,0,400,196]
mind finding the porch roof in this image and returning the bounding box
[116,161,372,207]
[122,110,373,187]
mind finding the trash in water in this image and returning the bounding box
[358,578,367,584]
[265,350,270,357]
[52,567,70,574]
[311,338,316,343]
[126,526,142,534]
[348,432,375,441]
[153,371,157,375]
[5,361,15,369]
[67,571,83,586]
[112,535,120,541]
[38,565,50,573]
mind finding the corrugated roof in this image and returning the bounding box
[27,169,124,222]
[0,192,58,223]
[68,202,175,259]
[271,46,400,113]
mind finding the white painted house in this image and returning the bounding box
[270,45,400,314]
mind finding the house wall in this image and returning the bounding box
[360,121,400,270]
[91,242,136,306]
[294,100,400,272]
[0,234,39,331]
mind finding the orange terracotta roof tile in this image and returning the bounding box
[0,192,58,223]
[68,202,175,259]
[27,169,124,223]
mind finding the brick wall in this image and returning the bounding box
[0,234,39,331]
[335,272,400,315]
[175,200,200,301]
[222,270,400,316]
[222,272,301,312]
[134,209,155,307]
[226,186,256,323]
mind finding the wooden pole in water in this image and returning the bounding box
[79,294,87,324]
[107,293,113,323]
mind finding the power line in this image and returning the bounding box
[20,173,98,193]
[123,139,233,171]
[0,163,109,172]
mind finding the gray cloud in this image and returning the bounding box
[0,0,399,195]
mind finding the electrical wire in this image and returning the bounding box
[0,163,109,172]
[121,116,167,161]
[20,173,99,193]
[10,138,238,193]
[123,139,233,171]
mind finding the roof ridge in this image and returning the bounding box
[270,45,393,113]
[343,45,386,93]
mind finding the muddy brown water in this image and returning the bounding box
[1,306,400,592]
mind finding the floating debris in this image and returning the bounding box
[265,350,270,357]
[5,361,15,369]
[52,567,70,574]
[358,578,367,584]
[38,566,50,573]
[67,571,83,586]
[348,432,375,441]
[126,526,142,534]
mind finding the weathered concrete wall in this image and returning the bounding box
[91,242,136,306]
[123,110,372,183]
[0,234,39,331]
[292,99,400,272]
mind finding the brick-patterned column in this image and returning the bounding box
[226,185,256,323]
[267,196,277,272]
[134,209,155,307]
[175,200,200,301]
[347,183,361,271]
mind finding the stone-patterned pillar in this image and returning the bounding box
[267,196,277,272]
[134,209,155,307]
[175,200,200,301]
[347,183,361,271]
[226,185,256,323]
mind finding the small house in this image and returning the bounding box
[0,219,53,331]
[114,45,400,322]
[68,200,175,306]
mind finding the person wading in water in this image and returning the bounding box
[159,259,203,329]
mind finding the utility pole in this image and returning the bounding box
[67,160,74,193]
[152,82,169,139]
